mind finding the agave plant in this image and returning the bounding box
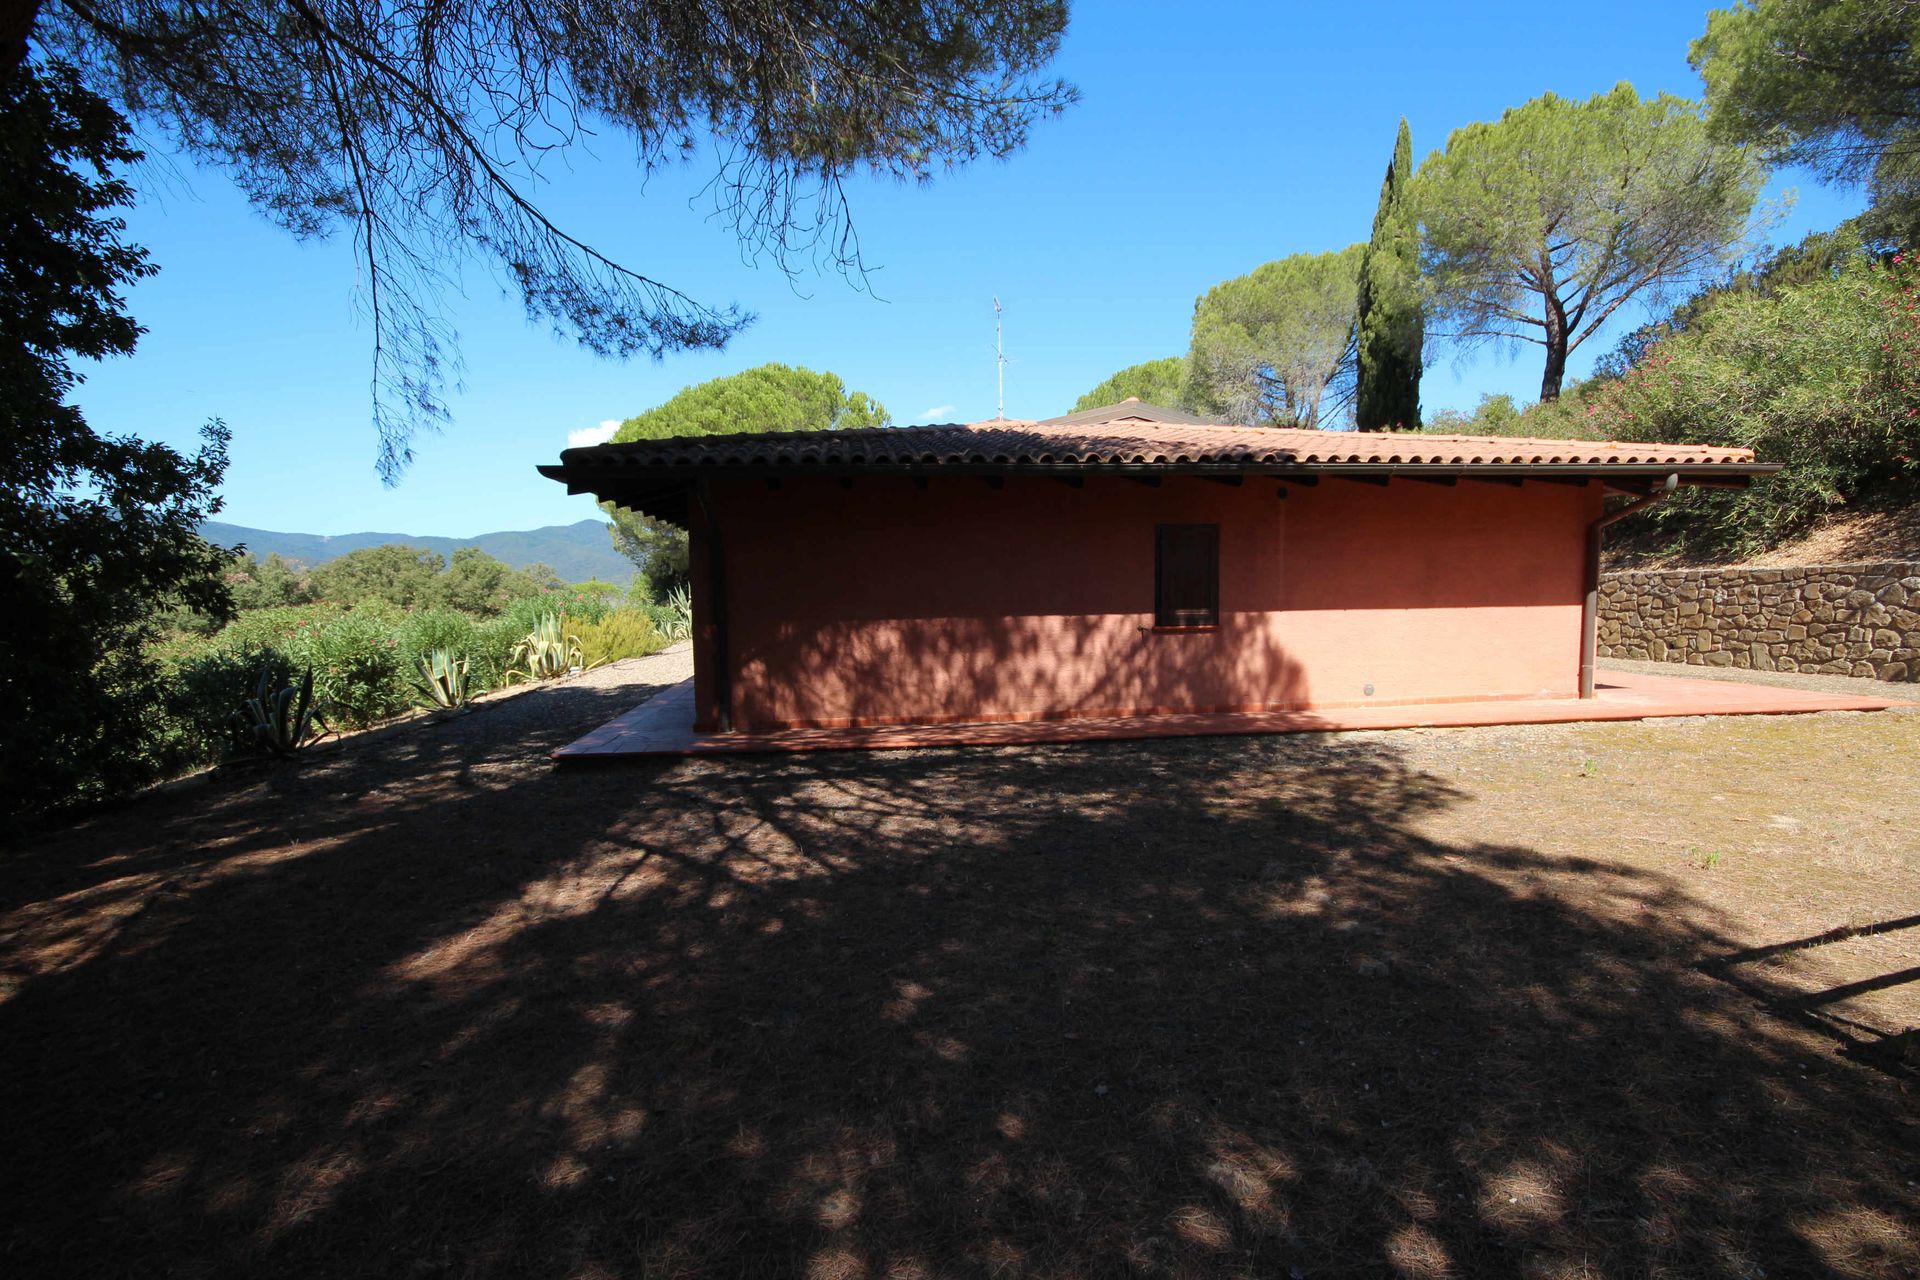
[239,667,329,758]
[413,648,472,711]
[662,585,694,643]
[506,613,586,683]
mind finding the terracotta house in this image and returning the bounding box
[541,403,1773,734]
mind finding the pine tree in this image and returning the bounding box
[1355,119,1424,431]
[1415,87,1761,402]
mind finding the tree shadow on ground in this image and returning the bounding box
[2,700,1917,1278]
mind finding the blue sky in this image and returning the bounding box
[72,0,1865,538]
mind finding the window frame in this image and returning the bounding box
[1153,522,1220,630]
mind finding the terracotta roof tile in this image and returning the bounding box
[555,417,1765,473]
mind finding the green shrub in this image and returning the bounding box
[571,579,626,604]
[289,611,407,727]
[137,580,639,786]
[307,544,444,609]
[397,608,479,672]
[503,584,616,629]
[156,644,295,770]
[146,628,223,669]
[1422,392,1521,435]
[571,609,665,667]
[636,587,692,644]
[1479,254,1920,558]
[469,615,528,690]
[499,594,555,636]
[214,602,346,653]
[1580,256,1919,555]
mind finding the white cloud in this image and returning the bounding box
[567,419,621,448]
[916,404,957,422]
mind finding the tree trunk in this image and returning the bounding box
[0,0,44,91]
[1539,300,1569,401]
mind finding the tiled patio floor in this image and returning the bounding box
[552,670,1910,762]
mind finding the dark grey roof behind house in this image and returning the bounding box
[1038,397,1228,427]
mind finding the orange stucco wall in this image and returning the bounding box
[692,475,1603,731]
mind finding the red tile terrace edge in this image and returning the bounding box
[551,671,1910,761]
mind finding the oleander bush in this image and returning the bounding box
[289,610,408,727]
[398,608,481,674]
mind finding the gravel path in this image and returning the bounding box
[440,640,693,752]
[1599,655,1918,702]
[489,639,693,703]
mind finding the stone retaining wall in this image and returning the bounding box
[1596,562,1920,681]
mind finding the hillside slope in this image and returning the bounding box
[1724,506,1920,567]
[1606,503,1920,571]
[200,519,631,585]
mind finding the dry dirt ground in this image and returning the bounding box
[4,654,1919,1279]
[1611,503,1920,570]
[1731,505,1920,568]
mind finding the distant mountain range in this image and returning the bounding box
[199,518,633,585]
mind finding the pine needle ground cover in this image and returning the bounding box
[2,663,1916,1278]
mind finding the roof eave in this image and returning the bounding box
[543,459,1778,485]
[546,459,1775,527]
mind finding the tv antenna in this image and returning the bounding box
[993,296,1007,420]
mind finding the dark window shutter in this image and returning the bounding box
[1155,524,1219,627]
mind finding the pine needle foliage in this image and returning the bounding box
[22,2,1073,476]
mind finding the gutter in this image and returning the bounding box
[1580,473,1679,698]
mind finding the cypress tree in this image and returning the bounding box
[1355,118,1423,431]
